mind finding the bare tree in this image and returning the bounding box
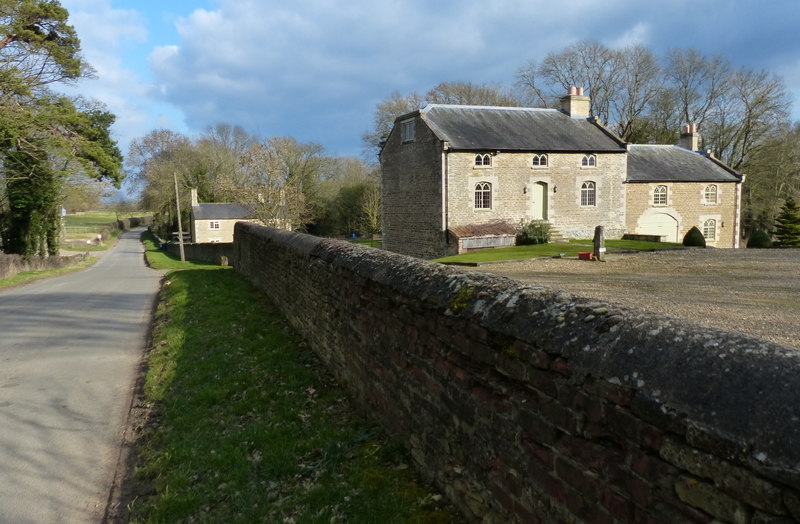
[612,45,663,141]
[425,81,522,106]
[664,48,731,128]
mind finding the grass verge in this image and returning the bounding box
[0,256,96,289]
[140,230,220,271]
[434,238,682,264]
[128,243,457,523]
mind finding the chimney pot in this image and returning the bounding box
[577,87,584,96]
[569,86,577,96]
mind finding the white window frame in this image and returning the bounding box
[653,185,668,206]
[581,154,597,168]
[401,119,415,142]
[209,220,220,230]
[703,219,717,241]
[704,184,718,204]
[532,153,548,168]
[474,153,492,168]
[580,181,596,207]
[475,182,492,209]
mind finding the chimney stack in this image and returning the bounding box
[190,188,199,206]
[679,123,700,151]
[561,86,590,118]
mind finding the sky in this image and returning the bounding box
[58,0,800,177]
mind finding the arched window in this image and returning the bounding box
[475,182,492,209]
[580,181,596,206]
[704,185,718,204]
[474,154,491,167]
[581,154,597,167]
[703,219,717,241]
[532,153,548,167]
[653,185,668,206]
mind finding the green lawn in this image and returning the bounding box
[130,234,457,523]
[434,238,682,264]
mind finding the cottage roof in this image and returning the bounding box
[417,104,626,152]
[192,203,252,220]
[626,145,742,183]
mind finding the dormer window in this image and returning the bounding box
[474,154,492,167]
[581,154,597,168]
[532,154,548,168]
[401,119,415,142]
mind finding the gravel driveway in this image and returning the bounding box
[470,248,800,349]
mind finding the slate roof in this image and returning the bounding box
[192,203,252,220]
[417,104,626,152]
[627,145,742,183]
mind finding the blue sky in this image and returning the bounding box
[59,0,800,170]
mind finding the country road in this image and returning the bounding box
[0,228,164,523]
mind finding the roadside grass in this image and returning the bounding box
[141,230,220,271]
[0,257,96,289]
[130,241,457,523]
[434,238,682,264]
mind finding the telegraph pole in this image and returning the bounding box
[173,172,186,262]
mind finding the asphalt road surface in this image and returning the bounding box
[0,229,163,523]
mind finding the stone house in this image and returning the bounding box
[189,189,256,243]
[380,88,743,258]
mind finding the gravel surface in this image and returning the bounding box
[470,248,800,349]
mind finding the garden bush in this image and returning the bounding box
[516,219,551,245]
[682,226,706,247]
[746,230,773,248]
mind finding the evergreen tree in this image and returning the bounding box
[0,0,122,256]
[773,197,800,246]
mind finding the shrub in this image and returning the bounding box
[682,226,706,247]
[746,230,773,248]
[516,219,551,245]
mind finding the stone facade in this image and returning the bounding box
[447,151,628,242]
[380,114,447,258]
[234,222,800,523]
[380,95,743,258]
[626,181,742,248]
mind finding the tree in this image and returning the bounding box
[0,0,122,256]
[224,137,328,231]
[773,197,800,246]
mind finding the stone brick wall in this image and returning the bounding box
[234,222,800,523]
[0,252,91,280]
[626,182,741,248]
[164,241,234,265]
[446,151,628,240]
[380,113,448,259]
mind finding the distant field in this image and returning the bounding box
[64,210,150,230]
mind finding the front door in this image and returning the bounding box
[530,182,548,220]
